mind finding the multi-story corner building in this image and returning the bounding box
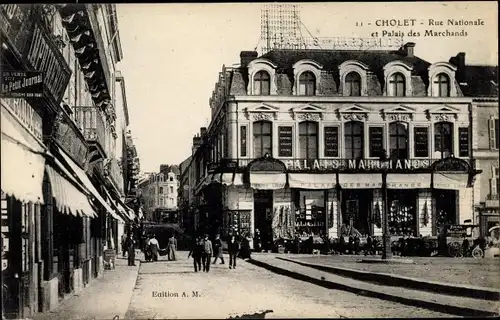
[462,60,499,236]
[190,43,484,248]
[138,168,179,223]
[1,4,138,318]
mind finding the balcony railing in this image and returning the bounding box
[74,106,106,155]
[206,157,476,173]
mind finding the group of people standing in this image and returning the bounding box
[143,233,178,262]
[188,233,250,273]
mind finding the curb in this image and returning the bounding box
[278,257,500,301]
[247,258,498,318]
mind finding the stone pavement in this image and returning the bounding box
[283,254,500,289]
[249,254,499,317]
[126,251,453,319]
[31,252,141,320]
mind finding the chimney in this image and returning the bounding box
[200,127,207,137]
[449,52,466,83]
[403,42,416,57]
[192,135,202,155]
[240,51,258,68]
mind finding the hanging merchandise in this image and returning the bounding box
[272,207,280,240]
[374,202,382,228]
[422,200,429,227]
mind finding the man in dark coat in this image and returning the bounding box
[124,232,136,266]
[188,236,203,272]
[212,234,225,265]
[227,234,240,269]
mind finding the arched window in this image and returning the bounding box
[389,73,406,97]
[159,187,163,194]
[433,73,450,97]
[254,70,271,95]
[298,71,316,96]
[434,122,454,158]
[299,121,318,159]
[253,121,272,158]
[345,72,361,96]
[389,122,409,159]
[344,121,364,159]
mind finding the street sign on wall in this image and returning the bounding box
[0,71,43,99]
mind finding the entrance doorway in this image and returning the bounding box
[340,189,372,237]
[435,189,457,225]
[254,190,273,250]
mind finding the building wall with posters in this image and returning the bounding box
[192,44,481,249]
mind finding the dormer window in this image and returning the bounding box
[254,70,271,95]
[299,71,316,96]
[389,73,406,97]
[247,58,278,95]
[433,73,450,97]
[427,62,458,97]
[345,72,361,96]
[339,60,370,96]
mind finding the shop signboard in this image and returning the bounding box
[1,71,43,99]
[1,5,71,107]
[278,126,293,157]
[458,128,469,157]
[324,126,339,157]
[283,158,435,172]
[53,112,88,169]
[1,98,43,140]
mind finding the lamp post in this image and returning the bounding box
[380,153,392,260]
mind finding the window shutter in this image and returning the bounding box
[491,178,497,196]
[489,119,496,149]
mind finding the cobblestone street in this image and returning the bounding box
[125,252,453,319]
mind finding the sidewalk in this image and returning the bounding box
[249,254,499,317]
[32,253,141,320]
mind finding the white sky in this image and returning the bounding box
[115,2,498,173]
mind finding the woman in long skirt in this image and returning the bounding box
[167,234,178,261]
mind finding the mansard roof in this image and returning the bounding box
[259,49,431,80]
[460,65,498,97]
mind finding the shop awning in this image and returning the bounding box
[433,173,469,190]
[338,173,382,189]
[208,172,244,186]
[46,159,96,217]
[55,145,118,217]
[288,173,336,189]
[1,109,46,203]
[250,172,286,190]
[387,174,432,189]
[102,188,128,222]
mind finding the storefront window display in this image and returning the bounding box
[293,190,325,237]
[388,190,417,236]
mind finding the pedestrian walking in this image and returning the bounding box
[188,236,203,272]
[212,234,225,265]
[167,234,178,261]
[201,234,213,272]
[125,232,136,266]
[121,233,127,257]
[147,234,160,262]
[227,234,240,269]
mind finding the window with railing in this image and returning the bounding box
[389,122,409,159]
[253,121,272,158]
[434,122,454,158]
[299,121,318,159]
[345,121,364,159]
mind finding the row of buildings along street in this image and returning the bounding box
[1,4,142,319]
[178,44,499,251]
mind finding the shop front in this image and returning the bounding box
[1,100,46,319]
